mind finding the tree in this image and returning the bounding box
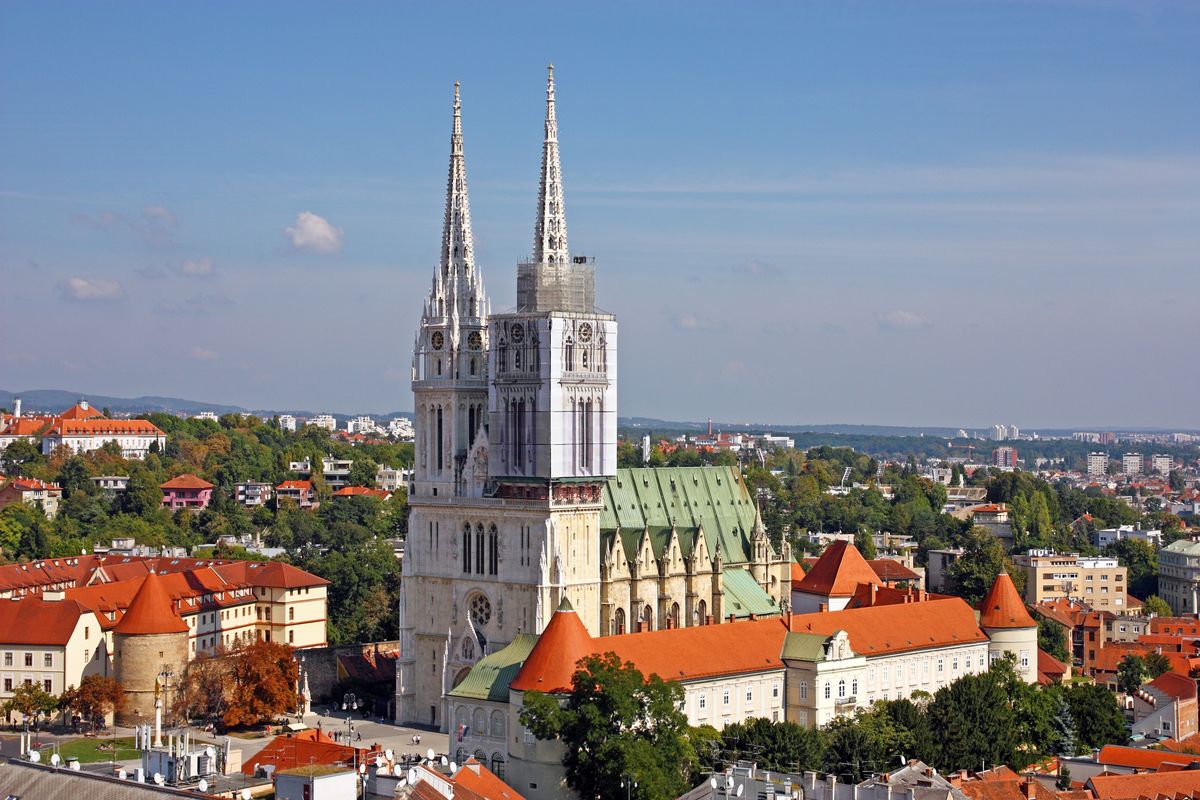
[718,718,825,774]
[4,682,58,727]
[1116,654,1147,695]
[520,652,699,800]
[1143,651,1172,679]
[1143,595,1171,618]
[1,440,43,476]
[947,526,1024,605]
[172,651,229,725]
[1064,683,1127,749]
[60,675,126,730]
[221,640,299,728]
[1102,539,1157,599]
[823,707,912,782]
[925,667,1017,770]
[1038,616,1070,662]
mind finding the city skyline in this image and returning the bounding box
[2,2,1198,428]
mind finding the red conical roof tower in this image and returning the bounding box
[114,571,189,635]
[795,540,881,597]
[509,598,593,694]
[978,572,1036,629]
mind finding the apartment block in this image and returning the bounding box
[1012,550,1128,608]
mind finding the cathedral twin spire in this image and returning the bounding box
[533,64,569,266]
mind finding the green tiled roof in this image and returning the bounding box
[600,467,758,565]
[447,634,539,702]
[781,631,831,662]
[722,567,780,618]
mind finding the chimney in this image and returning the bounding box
[819,602,828,613]
[728,613,736,624]
[637,621,648,633]
[1022,780,1036,800]
[749,613,757,622]
[12,398,20,418]
[868,584,877,606]
[706,615,715,625]
[80,400,89,410]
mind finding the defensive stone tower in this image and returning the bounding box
[113,571,189,725]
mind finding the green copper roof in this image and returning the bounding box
[447,634,539,702]
[722,567,780,618]
[600,467,759,565]
[781,631,831,662]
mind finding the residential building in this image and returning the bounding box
[0,596,106,721]
[926,548,964,593]
[1013,550,1127,608]
[276,479,319,510]
[278,414,298,432]
[0,416,52,450]
[193,411,219,422]
[160,474,214,511]
[376,465,412,492]
[387,417,415,441]
[346,415,377,434]
[307,414,337,431]
[969,503,1014,546]
[792,540,881,612]
[1158,538,1200,615]
[234,481,274,507]
[1088,452,1109,479]
[992,446,1018,469]
[1093,524,1163,549]
[320,456,353,489]
[990,424,1010,441]
[1122,453,1143,477]
[403,758,525,800]
[1131,671,1198,741]
[41,414,166,459]
[1153,454,1174,476]
[0,477,62,518]
[90,475,129,494]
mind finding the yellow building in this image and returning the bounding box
[1013,549,1128,608]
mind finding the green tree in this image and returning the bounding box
[946,526,1024,605]
[1064,683,1126,749]
[4,682,58,727]
[1143,651,1172,679]
[718,717,825,774]
[926,666,1017,770]
[1052,690,1077,756]
[1143,595,1171,618]
[1037,616,1070,662]
[1116,654,1147,694]
[1,440,43,476]
[823,707,912,782]
[520,652,699,800]
[1102,539,1157,599]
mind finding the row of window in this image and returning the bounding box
[462,524,500,576]
[696,681,781,711]
[3,653,52,668]
[2,677,52,693]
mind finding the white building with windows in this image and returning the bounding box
[41,418,166,460]
[1088,452,1109,478]
[0,596,106,721]
[1152,454,1174,476]
[306,414,337,431]
[1123,453,1144,477]
[278,414,298,432]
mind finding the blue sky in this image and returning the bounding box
[2,1,1198,428]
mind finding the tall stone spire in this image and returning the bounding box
[533,64,569,266]
[441,80,476,283]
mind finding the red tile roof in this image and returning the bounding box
[971,503,1009,514]
[113,571,189,635]
[867,559,922,582]
[0,418,52,436]
[451,758,526,800]
[790,561,805,588]
[160,473,213,490]
[1088,769,1200,800]
[509,600,594,693]
[0,597,92,645]
[979,573,1036,629]
[242,728,375,776]
[276,480,313,490]
[1038,649,1068,685]
[1096,745,1200,771]
[49,419,164,436]
[795,540,881,597]
[1149,671,1198,701]
[59,402,105,420]
[332,486,391,499]
[5,477,60,491]
[788,596,988,656]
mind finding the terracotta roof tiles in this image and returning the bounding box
[795,540,881,597]
[113,572,190,635]
[978,573,1036,629]
[160,473,213,490]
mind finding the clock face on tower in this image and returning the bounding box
[510,323,524,344]
[468,331,482,351]
[578,322,593,343]
[431,331,444,350]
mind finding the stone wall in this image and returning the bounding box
[114,630,188,726]
[300,640,400,706]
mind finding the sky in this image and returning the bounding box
[1,1,1198,429]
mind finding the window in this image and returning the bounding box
[799,681,808,700]
[851,679,859,696]
[43,653,52,668]
[43,679,52,693]
[746,689,753,703]
[1020,651,1030,668]
[952,657,959,672]
[824,683,831,700]
[838,679,846,699]
[23,653,32,667]
[289,630,295,644]
[699,694,706,710]
[773,682,780,699]
[3,653,10,667]
[937,658,944,673]
[722,690,730,706]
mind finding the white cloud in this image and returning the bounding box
[180,257,213,276]
[285,211,343,254]
[190,346,218,361]
[877,310,928,331]
[60,277,124,302]
[70,206,177,245]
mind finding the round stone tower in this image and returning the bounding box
[978,572,1039,684]
[113,571,189,726]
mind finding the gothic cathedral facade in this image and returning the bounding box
[396,70,790,728]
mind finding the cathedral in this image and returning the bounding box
[395,69,792,728]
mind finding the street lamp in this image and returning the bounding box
[621,773,637,800]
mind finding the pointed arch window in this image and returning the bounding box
[563,336,574,372]
[614,607,626,635]
[488,524,498,575]
[462,524,471,574]
[475,524,485,575]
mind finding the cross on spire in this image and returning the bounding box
[533,63,569,266]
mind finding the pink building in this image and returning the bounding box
[160,473,214,510]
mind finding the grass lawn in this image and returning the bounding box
[55,736,140,763]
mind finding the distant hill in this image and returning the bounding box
[0,389,412,422]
